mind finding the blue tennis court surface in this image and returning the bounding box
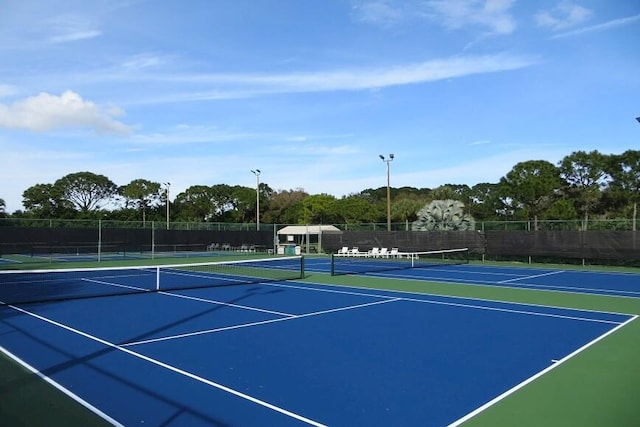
[305,257,640,299]
[0,274,634,426]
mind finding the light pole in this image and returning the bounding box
[251,170,261,230]
[379,154,394,231]
[163,182,170,230]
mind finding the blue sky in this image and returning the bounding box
[1,0,639,213]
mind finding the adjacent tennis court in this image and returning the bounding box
[310,251,640,299]
[1,255,638,426]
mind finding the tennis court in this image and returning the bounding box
[0,249,227,265]
[308,251,640,299]
[0,255,638,426]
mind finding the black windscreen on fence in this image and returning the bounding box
[0,226,274,265]
[486,230,640,260]
[2,224,639,267]
[321,230,486,254]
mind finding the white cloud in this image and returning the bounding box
[353,0,516,35]
[425,0,517,35]
[46,14,101,43]
[550,13,640,39]
[0,90,131,134]
[352,1,405,27]
[120,54,166,71]
[535,1,592,31]
[0,84,20,98]
[470,139,491,145]
[126,53,539,104]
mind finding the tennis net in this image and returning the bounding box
[331,248,469,276]
[0,255,304,305]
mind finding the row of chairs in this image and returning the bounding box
[336,247,399,258]
[207,243,256,252]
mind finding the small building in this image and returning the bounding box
[276,225,342,254]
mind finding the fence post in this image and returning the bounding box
[151,221,155,259]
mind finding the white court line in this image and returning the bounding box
[487,278,640,297]
[264,281,404,299]
[366,270,640,298]
[0,345,125,427]
[498,270,566,283]
[400,296,623,325]
[158,291,296,317]
[5,304,328,427]
[288,279,636,317]
[447,314,638,427]
[266,281,629,323]
[123,298,402,347]
[81,278,150,292]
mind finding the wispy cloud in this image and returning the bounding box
[46,14,101,44]
[0,90,131,134]
[123,53,539,104]
[352,0,405,28]
[352,0,517,35]
[425,0,517,35]
[120,53,167,71]
[550,13,640,39]
[535,1,592,31]
[130,125,262,146]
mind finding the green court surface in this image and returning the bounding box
[0,351,112,427]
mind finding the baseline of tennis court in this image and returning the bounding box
[304,257,640,298]
[0,276,633,426]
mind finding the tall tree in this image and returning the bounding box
[336,195,380,224]
[300,194,338,224]
[228,185,256,223]
[173,185,217,221]
[430,185,464,202]
[119,179,162,223]
[54,172,117,213]
[262,189,308,224]
[22,183,74,218]
[559,151,609,230]
[392,198,423,229]
[607,149,640,231]
[499,160,563,230]
[468,183,502,221]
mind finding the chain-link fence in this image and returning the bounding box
[1,218,638,268]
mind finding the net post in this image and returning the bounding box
[300,255,305,279]
[156,266,160,291]
[330,254,335,276]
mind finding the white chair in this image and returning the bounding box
[369,247,380,257]
[389,248,399,258]
[337,246,349,255]
[379,247,389,258]
[349,247,360,256]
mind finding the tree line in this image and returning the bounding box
[1,149,638,231]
